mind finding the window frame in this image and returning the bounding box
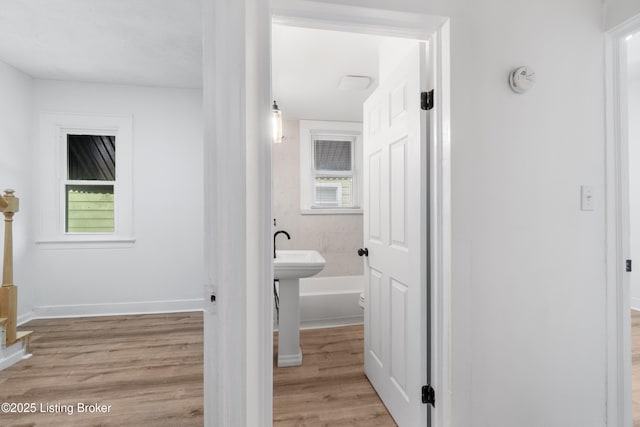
[36,113,134,248]
[311,133,356,208]
[299,120,363,215]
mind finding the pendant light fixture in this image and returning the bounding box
[272,100,283,144]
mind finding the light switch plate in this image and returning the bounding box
[581,186,594,211]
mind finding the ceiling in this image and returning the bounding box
[0,0,202,88]
[272,25,389,122]
[0,1,396,121]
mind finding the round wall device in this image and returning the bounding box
[509,66,536,94]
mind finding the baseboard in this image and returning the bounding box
[17,311,34,326]
[631,297,640,311]
[277,348,303,367]
[31,298,204,319]
[300,315,363,330]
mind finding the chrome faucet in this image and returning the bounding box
[274,230,290,259]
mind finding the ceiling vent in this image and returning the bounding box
[338,75,373,91]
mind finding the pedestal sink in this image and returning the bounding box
[274,250,325,367]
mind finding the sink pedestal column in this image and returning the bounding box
[277,278,302,367]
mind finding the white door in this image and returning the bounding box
[363,41,429,426]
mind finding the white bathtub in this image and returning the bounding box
[297,275,364,329]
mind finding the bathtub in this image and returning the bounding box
[297,275,364,329]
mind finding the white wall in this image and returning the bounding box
[309,0,606,426]
[0,60,34,317]
[30,80,204,314]
[606,0,640,30]
[273,120,363,277]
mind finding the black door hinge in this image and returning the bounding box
[422,384,435,406]
[421,90,434,111]
[627,259,632,272]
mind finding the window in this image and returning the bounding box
[312,136,355,208]
[65,134,116,233]
[36,113,134,247]
[299,120,363,214]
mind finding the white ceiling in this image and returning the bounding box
[0,2,397,121]
[0,0,202,88]
[272,25,389,122]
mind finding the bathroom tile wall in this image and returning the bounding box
[273,120,363,277]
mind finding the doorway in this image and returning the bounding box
[606,14,640,427]
[269,4,450,426]
[201,2,451,425]
[270,25,415,425]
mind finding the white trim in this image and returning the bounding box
[35,238,136,249]
[16,301,203,325]
[250,0,274,420]
[203,0,272,425]
[605,14,640,427]
[300,315,363,329]
[632,298,640,311]
[31,298,204,319]
[310,129,360,137]
[272,0,446,40]
[300,208,363,215]
[430,21,452,427]
[277,350,302,367]
[17,311,34,326]
[36,112,134,245]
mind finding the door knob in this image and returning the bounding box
[357,248,369,257]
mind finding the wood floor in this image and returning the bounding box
[0,312,204,427]
[273,325,395,426]
[633,310,640,427]
[0,313,392,426]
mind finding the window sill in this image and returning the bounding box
[300,208,363,215]
[36,237,136,249]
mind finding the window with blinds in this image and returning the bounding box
[65,134,116,233]
[312,137,355,208]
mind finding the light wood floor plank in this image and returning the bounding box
[274,325,396,427]
[0,313,392,426]
[0,312,204,427]
[633,310,640,427]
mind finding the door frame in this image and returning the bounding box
[605,13,640,427]
[203,0,273,425]
[269,2,451,426]
[203,1,451,425]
